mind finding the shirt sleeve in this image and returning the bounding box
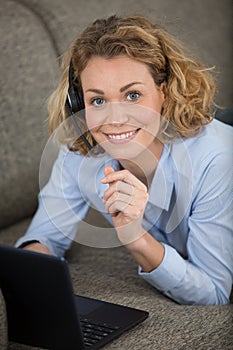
[15,146,89,257]
[139,151,233,305]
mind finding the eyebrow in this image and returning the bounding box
[85,82,144,94]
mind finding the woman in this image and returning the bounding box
[16,15,233,305]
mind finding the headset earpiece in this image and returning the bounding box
[65,60,93,152]
[66,61,85,114]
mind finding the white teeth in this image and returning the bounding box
[107,130,137,140]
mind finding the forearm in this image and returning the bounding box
[123,228,231,305]
[14,210,76,257]
[125,231,165,272]
[137,242,231,305]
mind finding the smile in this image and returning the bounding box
[103,128,140,143]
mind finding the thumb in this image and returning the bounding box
[104,165,115,177]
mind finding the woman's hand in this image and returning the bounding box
[101,166,149,245]
[23,242,51,255]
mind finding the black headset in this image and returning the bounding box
[65,61,93,151]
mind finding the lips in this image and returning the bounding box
[103,128,141,143]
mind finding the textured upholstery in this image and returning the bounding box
[0,0,58,228]
[0,0,232,349]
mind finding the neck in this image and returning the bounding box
[119,138,164,188]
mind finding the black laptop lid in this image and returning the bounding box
[0,244,149,350]
[0,244,85,349]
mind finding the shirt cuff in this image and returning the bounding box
[138,243,187,293]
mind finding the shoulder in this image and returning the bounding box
[56,146,118,180]
[184,119,232,156]
[168,120,232,192]
[56,145,85,174]
[171,119,232,167]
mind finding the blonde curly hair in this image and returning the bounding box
[48,15,216,155]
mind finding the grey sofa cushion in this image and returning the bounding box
[0,0,58,228]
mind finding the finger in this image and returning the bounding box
[105,192,133,213]
[101,169,147,192]
[105,191,147,214]
[104,165,115,178]
[103,181,134,202]
[107,199,142,219]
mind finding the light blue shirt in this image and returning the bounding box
[16,119,233,305]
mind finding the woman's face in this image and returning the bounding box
[80,55,165,160]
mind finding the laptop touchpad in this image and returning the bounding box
[74,295,102,315]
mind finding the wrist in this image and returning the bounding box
[126,231,165,272]
[22,242,51,255]
[19,240,40,248]
[125,229,148,252]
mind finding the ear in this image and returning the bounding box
[160,82,167,101]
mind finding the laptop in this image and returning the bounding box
[0,244,149,349]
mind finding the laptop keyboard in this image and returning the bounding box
[80,317,120,347]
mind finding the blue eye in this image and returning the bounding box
[127,92,140,101]
[92,98,105,107]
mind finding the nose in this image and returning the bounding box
[86,102,136,131]
[103,102,130,125]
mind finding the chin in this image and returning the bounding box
[102,142,149,161]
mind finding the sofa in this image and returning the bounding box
[0,0,232,349]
